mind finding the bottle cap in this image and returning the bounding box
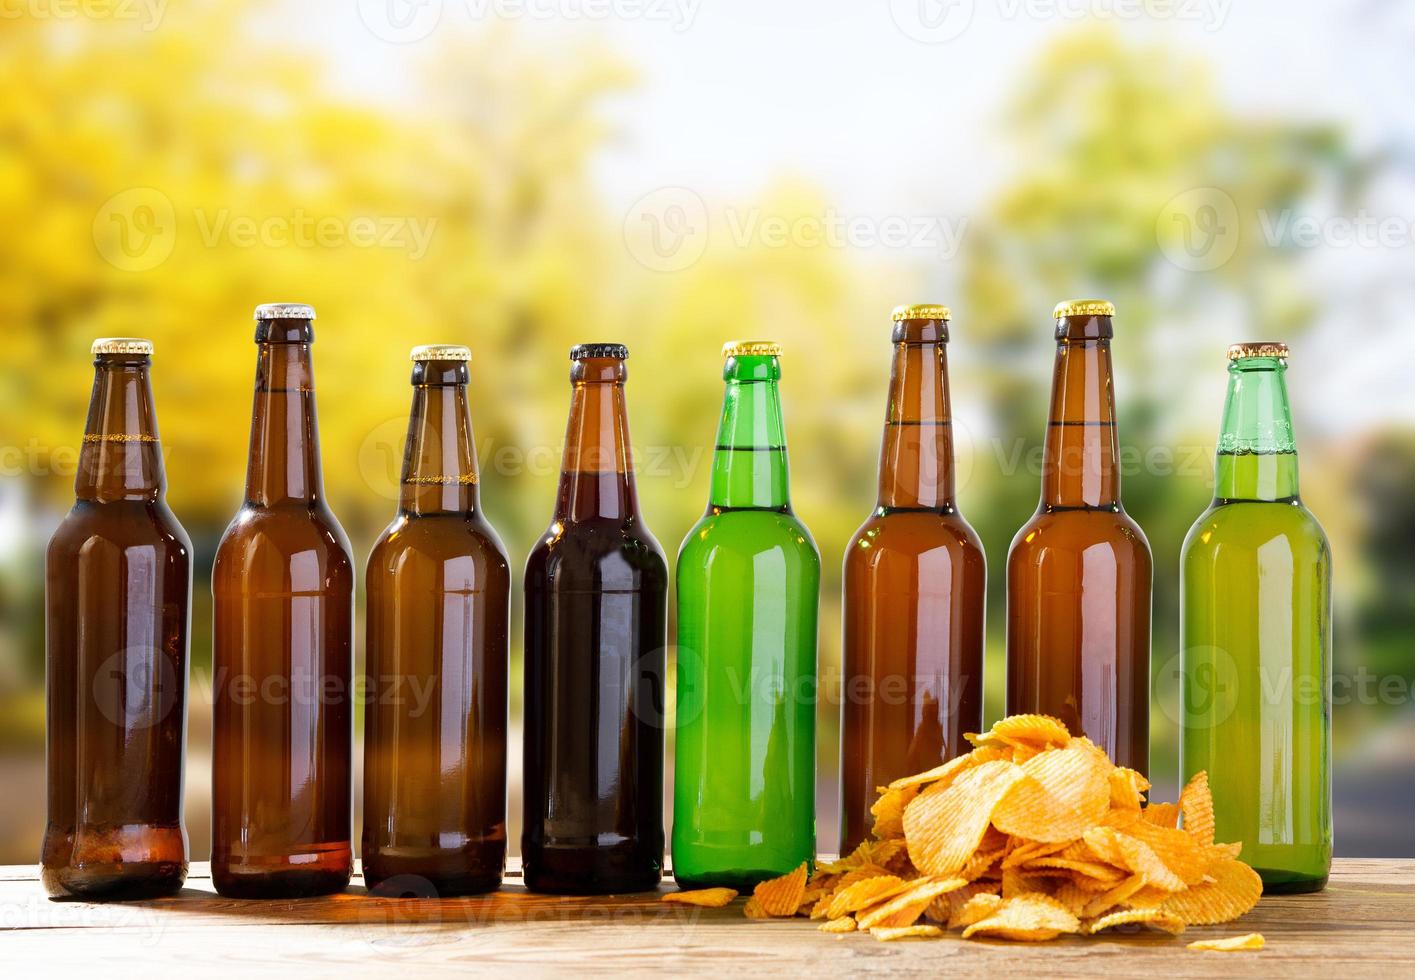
[570,343,628,360]
[722,340,782,358]
[411,344,471,362]
[1053,299,1115,319]
[254,303,316,321]
[892,304,951,322]
[1227,342,1289,361]
[91,338,153,356]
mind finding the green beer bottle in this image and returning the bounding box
[672,340,820,889]
[1180,342,1332,893]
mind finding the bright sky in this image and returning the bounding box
[269,0,1415,427]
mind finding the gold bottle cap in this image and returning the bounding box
[254,302,316,321]
[892,304,951,322]
[1227,342,1288,361]
[722,340,782,358]
[1053,299,1115,319]
[91,337,153,356]
[410,344,471,362]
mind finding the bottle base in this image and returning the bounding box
[522,841,663,895]
[1258,869,1329,894]
[43,861,187,902]
[673,867,796,892]
[212,849,353,899]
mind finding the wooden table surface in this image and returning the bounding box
[3,859,1412,976]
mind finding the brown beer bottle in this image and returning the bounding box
[362,345,511,896]
[43,338,192,900]
[1006,300,1152,773]
[840,306,986,853]
[211,304,354,898]
[522,344,668,894]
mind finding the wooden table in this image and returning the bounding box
[3,859,1412,976]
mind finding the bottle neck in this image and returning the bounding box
[878,330,956,510]
[244,340,325,507]
[1042,319,1120,509]
[709,354,790,511]
[75,354,165,503]
[554,357,638,522]
[1214,356,1300,503]
[400,360,481,516]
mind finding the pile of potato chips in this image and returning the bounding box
[740,714,1263,944]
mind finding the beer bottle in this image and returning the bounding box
[840,306,985,853]
[211,304,354,898]
[1006,301,1152,772]
[672,341,820,889]
[1181,343,1331,892]
[522,344,668,894]
[42,338,192,899]
[363,345,511,896]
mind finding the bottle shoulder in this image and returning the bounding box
[525,519,669,590]
[1182,499,1331,561]
[48,500,192,561]
[678,509,821,566]
[846,509,983,561]
[214,503,354,571]
[370,513,511,569]
[1008,506,1152,564]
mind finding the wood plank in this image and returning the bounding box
[2,860,1411,977]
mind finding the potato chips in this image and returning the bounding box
[741,714,1265,945]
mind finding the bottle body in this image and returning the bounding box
[362,351,511,896]
[1180,348,1331,892]
[672,344,819,889]
[211,309,354,898]
[522,507,668,893]
[522,347,668,894]
[43,342,191,900]
[840,310,984,853]
[1005,304,1152,773]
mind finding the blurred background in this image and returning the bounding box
[1,0,1412,865]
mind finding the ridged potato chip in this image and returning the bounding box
[856,876,967,929]
[1109,767,1150,810]
[869,785,918,840]
[661,887,738,908]
[993,742,1111,842]
[904,759,1026,877]
[1088,908,1186,935]
[752,862,809,917]
[871,925,944,941]
[1188,932,1265,952]
[962,894,1082,942]
[967,714,1071,750]
[1159,858,1262,925]
[1142,802,1181,829]
[825,874,910,920]
[818,916,856,934]
[1180,772,1216,847]
[947,892,1004,929]
[1081,873,1148,918]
